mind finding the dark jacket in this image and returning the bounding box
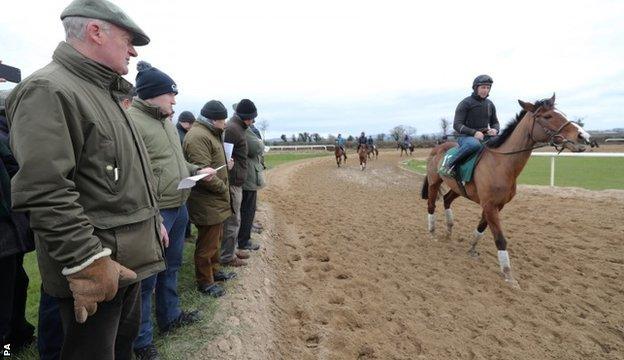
[243,128,265,191]
[0,115,34,258]
[357,135,367,145]
[453,93,500,137]
[183,119,232,225]
[176,122,187,145]
[224,115,249,187]
[5,42,164,297]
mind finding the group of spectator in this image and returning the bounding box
[0,0,265,359]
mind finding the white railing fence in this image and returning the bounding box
[530,152,624,186]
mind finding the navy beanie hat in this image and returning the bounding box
[201,100,228,120]
[135,61,178,100]
[235,99,257,120]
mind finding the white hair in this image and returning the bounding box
[62,16,110,41]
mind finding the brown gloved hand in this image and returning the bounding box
[66,254,137,323]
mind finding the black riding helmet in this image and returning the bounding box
[472,74,493,90]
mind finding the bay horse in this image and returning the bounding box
[367,145,379,160]
[398,142,414,157]
[358,144,368,171]
[335,145,347,167]
[420,94,589,288]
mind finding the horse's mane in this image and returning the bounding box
[486,98,553,149]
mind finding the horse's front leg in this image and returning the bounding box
[468,212,487,258]
[442,190,460,235]
[483,204,520,288]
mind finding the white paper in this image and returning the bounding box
[224,142,234,159]
[177,164,226,190]
[177,173,210,190]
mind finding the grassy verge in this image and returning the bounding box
[16,150,326,359]
[263,151,330,169]
[404,157,624,190]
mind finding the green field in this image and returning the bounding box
[16,151,328,359]
[263,150,330,169]
[405,156,624,190]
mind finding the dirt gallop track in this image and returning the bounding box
[204,149,623,360]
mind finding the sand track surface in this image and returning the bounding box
[201,149,623,360]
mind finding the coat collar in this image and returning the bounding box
[131,98,170,121]
[52,42,133,94]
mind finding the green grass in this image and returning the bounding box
[263,151,330,169]
[405,156,624,190]
[16,151,323,359]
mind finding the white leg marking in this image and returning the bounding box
[428,214,436,233]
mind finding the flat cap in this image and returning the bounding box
[60,0,150,46]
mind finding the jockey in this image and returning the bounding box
[403,133,410,148]
[439,74,500,177]
[336,133,346,152]
[356,131,367,151]
[367,135,375,149]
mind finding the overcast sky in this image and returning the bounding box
[1,0,623,139]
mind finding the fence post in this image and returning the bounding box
[550,156,555,187]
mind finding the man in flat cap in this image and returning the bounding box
[5,0,171,358]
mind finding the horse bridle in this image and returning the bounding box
[490,107,575,155]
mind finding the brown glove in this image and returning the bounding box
[66,255,137,323]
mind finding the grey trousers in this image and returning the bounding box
[220,185,243,263]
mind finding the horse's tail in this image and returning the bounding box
[421,176,429,199]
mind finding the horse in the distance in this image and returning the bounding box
[367,145,379,160]
[334,145,347,167]
[421,94,589,288]
[398,142,414,157]
[358,144,368,171]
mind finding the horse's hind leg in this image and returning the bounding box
[468,212,487,258]
[443,190,460,234]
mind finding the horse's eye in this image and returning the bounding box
[543,115,552,119]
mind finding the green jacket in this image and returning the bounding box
[5,42,165,297]
[243,127,266,191]
[127,99,198,209]
[183,119,231,225]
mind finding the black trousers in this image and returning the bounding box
[0,252,35,350]
[237,190,257,248]
[57,282,141,360]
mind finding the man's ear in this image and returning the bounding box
[85,21,107,45]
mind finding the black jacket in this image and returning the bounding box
[357,135,367,145]
[0,115,34,258]
[453,93,500,136]
[224,115,249,187]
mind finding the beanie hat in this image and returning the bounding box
[201,100,228,120]
[135,61,178,100]
[235,99,257,120]
[177,111,195,124]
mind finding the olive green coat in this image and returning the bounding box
[5,42,164,297]
[127,98,198,209]
[243,128,266,191]
[183,119,231,225]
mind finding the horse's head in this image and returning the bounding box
[518,93,589,152]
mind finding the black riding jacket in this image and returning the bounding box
[453,93,500,137]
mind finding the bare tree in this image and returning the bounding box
[291,134,297,142]
[404,125,417,137]
[389,125,406,141]
[573,116,586,128]
[280,134,287,142]
[440,117,450,137]
[257,118,269,140]
[376,133,386,142]
[311,133,322,142]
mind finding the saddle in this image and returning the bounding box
[441,146,484,183]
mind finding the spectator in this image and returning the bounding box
[127,61,215,360]
[1,89,36,354]
[184,100,238,297]
[220,99,258,267]
[5,0,169,358]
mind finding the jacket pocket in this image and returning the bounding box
[113,218,162,272]
[100,139,120,194]
[254,162,265,187]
